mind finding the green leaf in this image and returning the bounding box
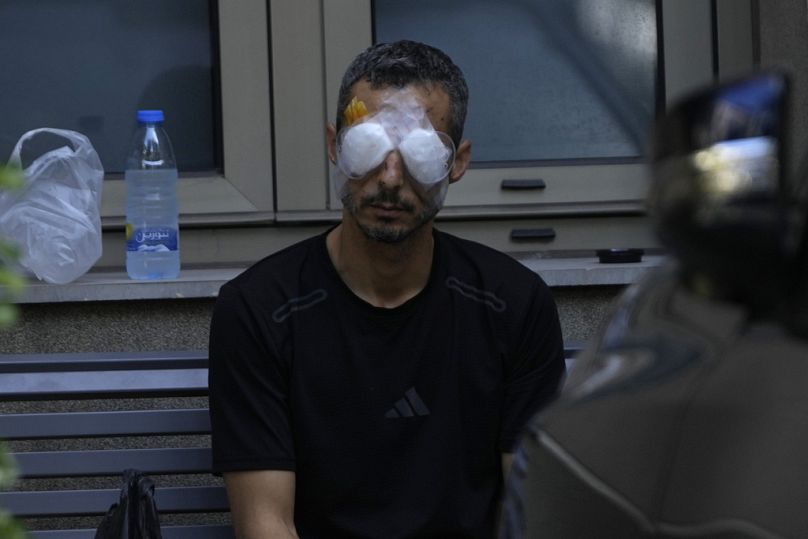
[0,304,19,329]
[0,511,27,539]
[0,239,21,263]
[0,443,24,537]
[0,166,24,191]
[0,268,26,296]
[0,445,18,488]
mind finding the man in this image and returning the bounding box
[209,40,565,538]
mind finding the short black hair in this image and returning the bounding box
[336,40,469,146]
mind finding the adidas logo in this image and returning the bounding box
[385,387,430,418]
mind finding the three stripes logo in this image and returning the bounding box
[385,387,430,418]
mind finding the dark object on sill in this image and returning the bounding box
[501,179,546,190]
[597,248,644,263]
[510,228,556,241]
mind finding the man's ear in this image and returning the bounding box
[449,139,472,184]
[326,123,338,164]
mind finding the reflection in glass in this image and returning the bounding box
[373,0,657,164]
[0,1,219,174]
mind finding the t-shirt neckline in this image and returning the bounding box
[316,227,443,318]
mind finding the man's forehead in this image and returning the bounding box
[350,80,450,126]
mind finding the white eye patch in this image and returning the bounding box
[399,128,453,185]
[337,122,455,185]
[338,123,396,178]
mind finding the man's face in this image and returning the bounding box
[331,81,459,244]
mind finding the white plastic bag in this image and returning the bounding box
[0,128,104,284]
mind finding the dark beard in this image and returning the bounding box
[342,189,439,244]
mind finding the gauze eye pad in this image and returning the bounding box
[399,128,454,185]
[338,122,395,178]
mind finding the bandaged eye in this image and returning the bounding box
[399,129,455,185]
[336,123,456,186]
[337,123,395,179]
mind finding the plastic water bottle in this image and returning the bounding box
[125,110,180,280]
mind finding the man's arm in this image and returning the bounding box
[224,470,299,539]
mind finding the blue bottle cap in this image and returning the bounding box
[137,110,165,123]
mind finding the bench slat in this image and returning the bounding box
[0,369,209,400]
[0,486,229,517]
[0,351,208,374]
[29,525,235,539]
[14,448,212,478]
[0,409,211,440]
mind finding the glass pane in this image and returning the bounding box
[0,0,219,174]
[373,0,657,164]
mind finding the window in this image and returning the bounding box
[317,0,752,223]
[0,0,274,228]
[0,1,218,174]
[374,0,657,164]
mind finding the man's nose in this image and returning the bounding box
[378,150,405,188]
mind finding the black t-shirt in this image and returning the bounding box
[208,229,565,538]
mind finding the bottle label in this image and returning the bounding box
[126,226,179,253]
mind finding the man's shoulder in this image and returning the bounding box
[434,229,557,318]
[436,229,543,284]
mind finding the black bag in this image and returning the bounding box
[95,469,163,539]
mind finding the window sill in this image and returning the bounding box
[13,256,665,304]
[16,268,242,304]
[516,254,665,287]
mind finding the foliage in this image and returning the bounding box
[0,165,28,537]
[0,240,26,329]
[0,165,24,191]
[0,509,26,539]
[0,165,25,329]
[0,442,25,539]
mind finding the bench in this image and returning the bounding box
[0,350,232,539]
[0,344,583,538]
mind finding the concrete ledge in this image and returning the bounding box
[517,254,665,287]
[16,268,241,304]
[11,256,665,304]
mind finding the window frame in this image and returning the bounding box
[100,0,274,228]
[270,0,754,222]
